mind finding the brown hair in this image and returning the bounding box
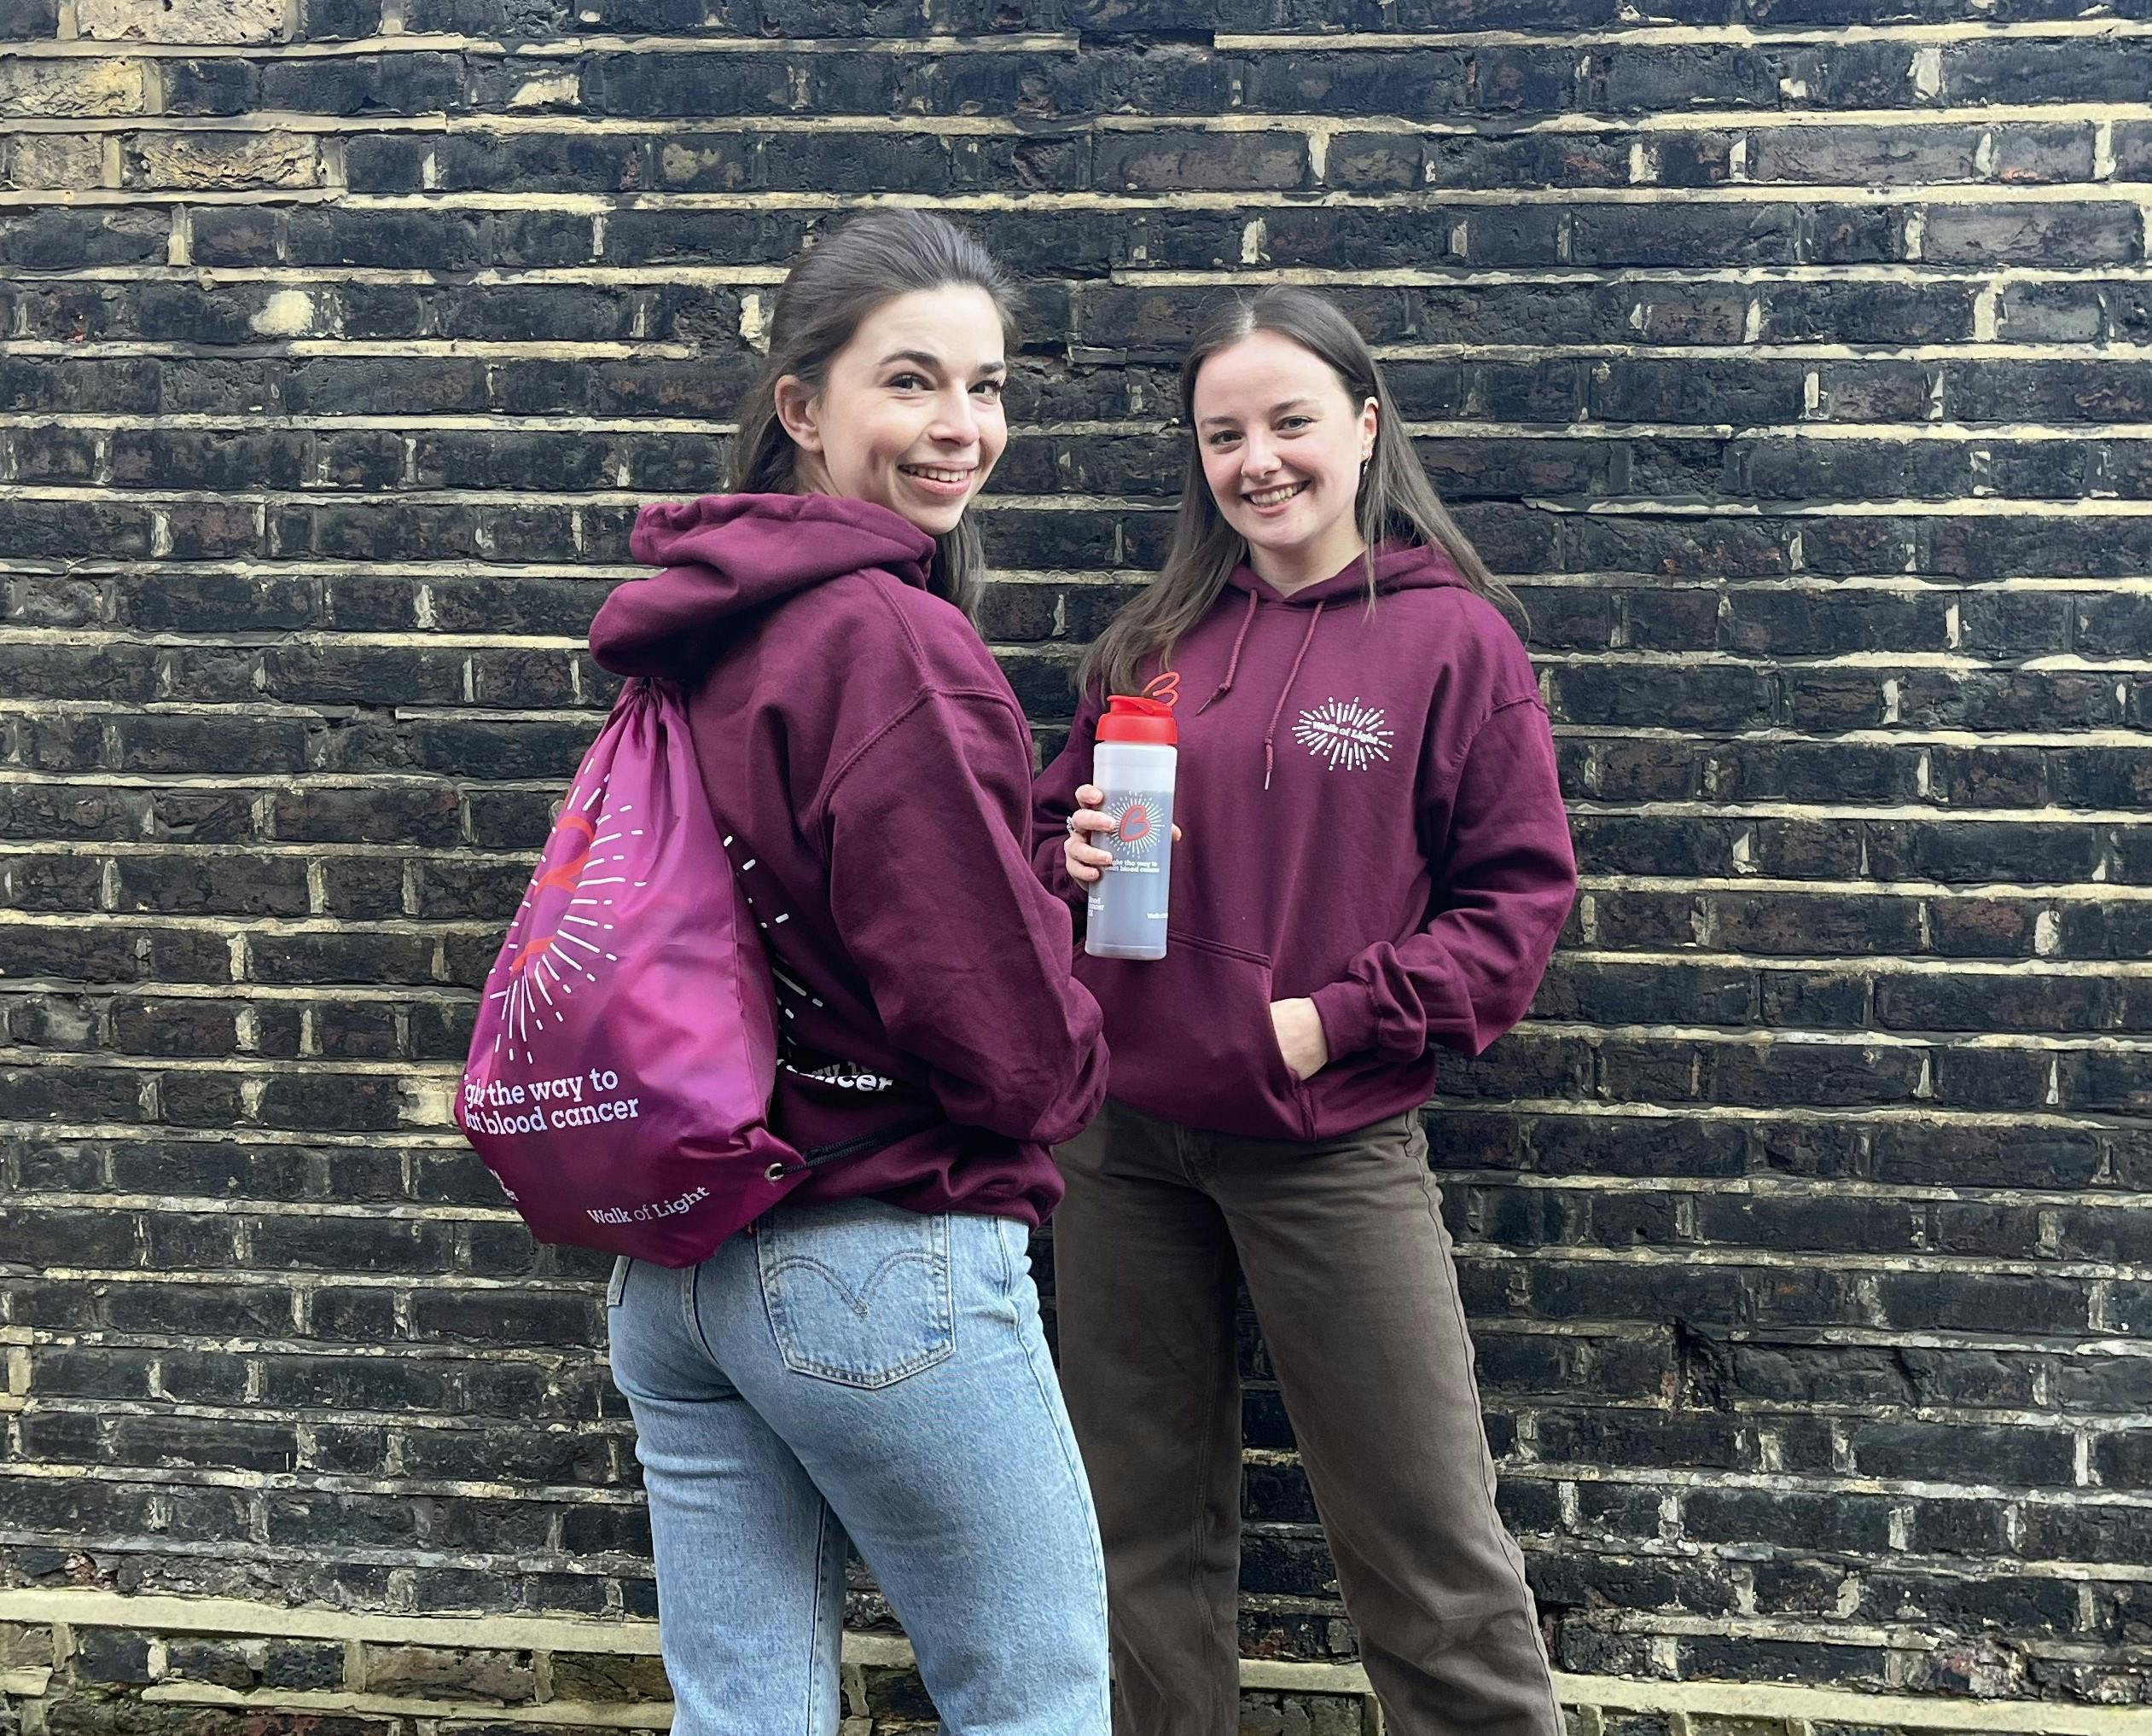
[730,210,1018,620]
[1080,287,1515,700]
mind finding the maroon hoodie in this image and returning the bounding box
[592,492,1107,1226]
[1032,543,1576,1143]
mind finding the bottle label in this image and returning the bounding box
[1096,791,1171,874]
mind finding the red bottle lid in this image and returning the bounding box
[1096,694,1178,746]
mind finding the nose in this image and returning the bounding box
[928,385,980,449]
[1240,433,1280,479]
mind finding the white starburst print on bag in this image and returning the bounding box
[456,677,806,1267]
[1294,697,1395,772]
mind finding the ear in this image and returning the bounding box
[774,374,824,455]
[1358,395,1379,463]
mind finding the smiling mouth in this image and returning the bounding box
[900,464,975,485]
[1244,480,1309,507]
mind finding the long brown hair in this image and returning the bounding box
[1081,287,1516,699]
[730,210,1018,620]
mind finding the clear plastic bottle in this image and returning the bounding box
[1084,695,1178,961]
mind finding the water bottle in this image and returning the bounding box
[1085,695,1178,961]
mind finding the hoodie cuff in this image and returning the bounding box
[1310,978,1380,1066]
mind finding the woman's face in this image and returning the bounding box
[777,285,1009,538]
[1191,329,1377,586]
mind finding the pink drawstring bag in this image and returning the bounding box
[456,678,807,1266]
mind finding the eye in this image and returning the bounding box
[1277,415,1313,432]
[971,378,1004,402]
[887,372,928,391]
[1207,430,1241,448]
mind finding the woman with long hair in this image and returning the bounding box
[590,210,1111,1736]
[1033,287,1576,1736]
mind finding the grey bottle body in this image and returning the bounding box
[1084,739,1178,961]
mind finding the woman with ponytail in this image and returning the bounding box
[590,211,1110,1735]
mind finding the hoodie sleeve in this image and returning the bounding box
[823,688,1109,1147]
[1028,687,1106,916]
[1309,695,1577,1065]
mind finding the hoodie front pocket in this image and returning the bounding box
[1083,930,1309,1140]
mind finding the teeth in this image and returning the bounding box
[903,466,972,484]
[1247,482,1306,506]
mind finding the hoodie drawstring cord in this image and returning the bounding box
[1195,588,1260,716]
[1262,602,1325,792]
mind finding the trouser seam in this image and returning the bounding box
[807,1497,839,1734]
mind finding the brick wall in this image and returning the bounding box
[3,0,2151,1731]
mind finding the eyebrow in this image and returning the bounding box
[878,350,1008,376]
[1198,397,1317,428]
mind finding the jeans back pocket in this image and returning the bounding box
[754,1199,955,1389]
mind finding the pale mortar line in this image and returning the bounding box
[22,258,2152,288]
[2,31,1077,57]
[9,181,2147,211]
[13,1263,588,1290]
[15,1588,2152,1733]
[7,1443,2152,1512]
[15,1228,2151,1280]
[25,483,2152,521]
[28,1170,2152,1209]
[1522,1020,2152,1054]
[0,1526,649,1576]
[1545,495,2152,517]
[137,1688,669,1730]
[0,840,525,857]
[1576,874,2152,897]
[1090,104,2148,132]
[1556,728,2152,748]
[14,687,2152,745]
[1548,948,2152,976]
[1453,1241,2152,1279]
[16,561,2152,595]
[1448,1097,2149,1130]
[1212,18,2152,48]
[10,1193,522,1217]
[1114,260,2152,286]
[12,335,2152,366]
[1342,1170,2152,1208]
[9,774,2151,825]
[1567,797,2150,821]
[25,1019,2152,1071]
[18,1316,2145,1359]
[18,17,2152,51]
[25,411,2152,445]
[0,111,1022,133]
[0,907,498,932]
[0,1458,645,1506]
[9,101,2149,136]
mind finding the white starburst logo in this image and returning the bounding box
[491,775,643,1065]
[1294,698,1394,773]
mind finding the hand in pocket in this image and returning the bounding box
[1270,997,1329,1083]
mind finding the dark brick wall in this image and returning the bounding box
[4,0,2152,1724]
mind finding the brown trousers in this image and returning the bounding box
[1053,1098,1562,1736]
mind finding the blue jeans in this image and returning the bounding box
[606,1198,1111,1736]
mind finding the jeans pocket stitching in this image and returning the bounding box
[756,1214,955,1390]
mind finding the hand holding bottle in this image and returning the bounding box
[1064,784,1183,886]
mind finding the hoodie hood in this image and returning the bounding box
[590,492,936,678]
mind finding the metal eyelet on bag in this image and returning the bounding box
[765,1163,787,1182]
